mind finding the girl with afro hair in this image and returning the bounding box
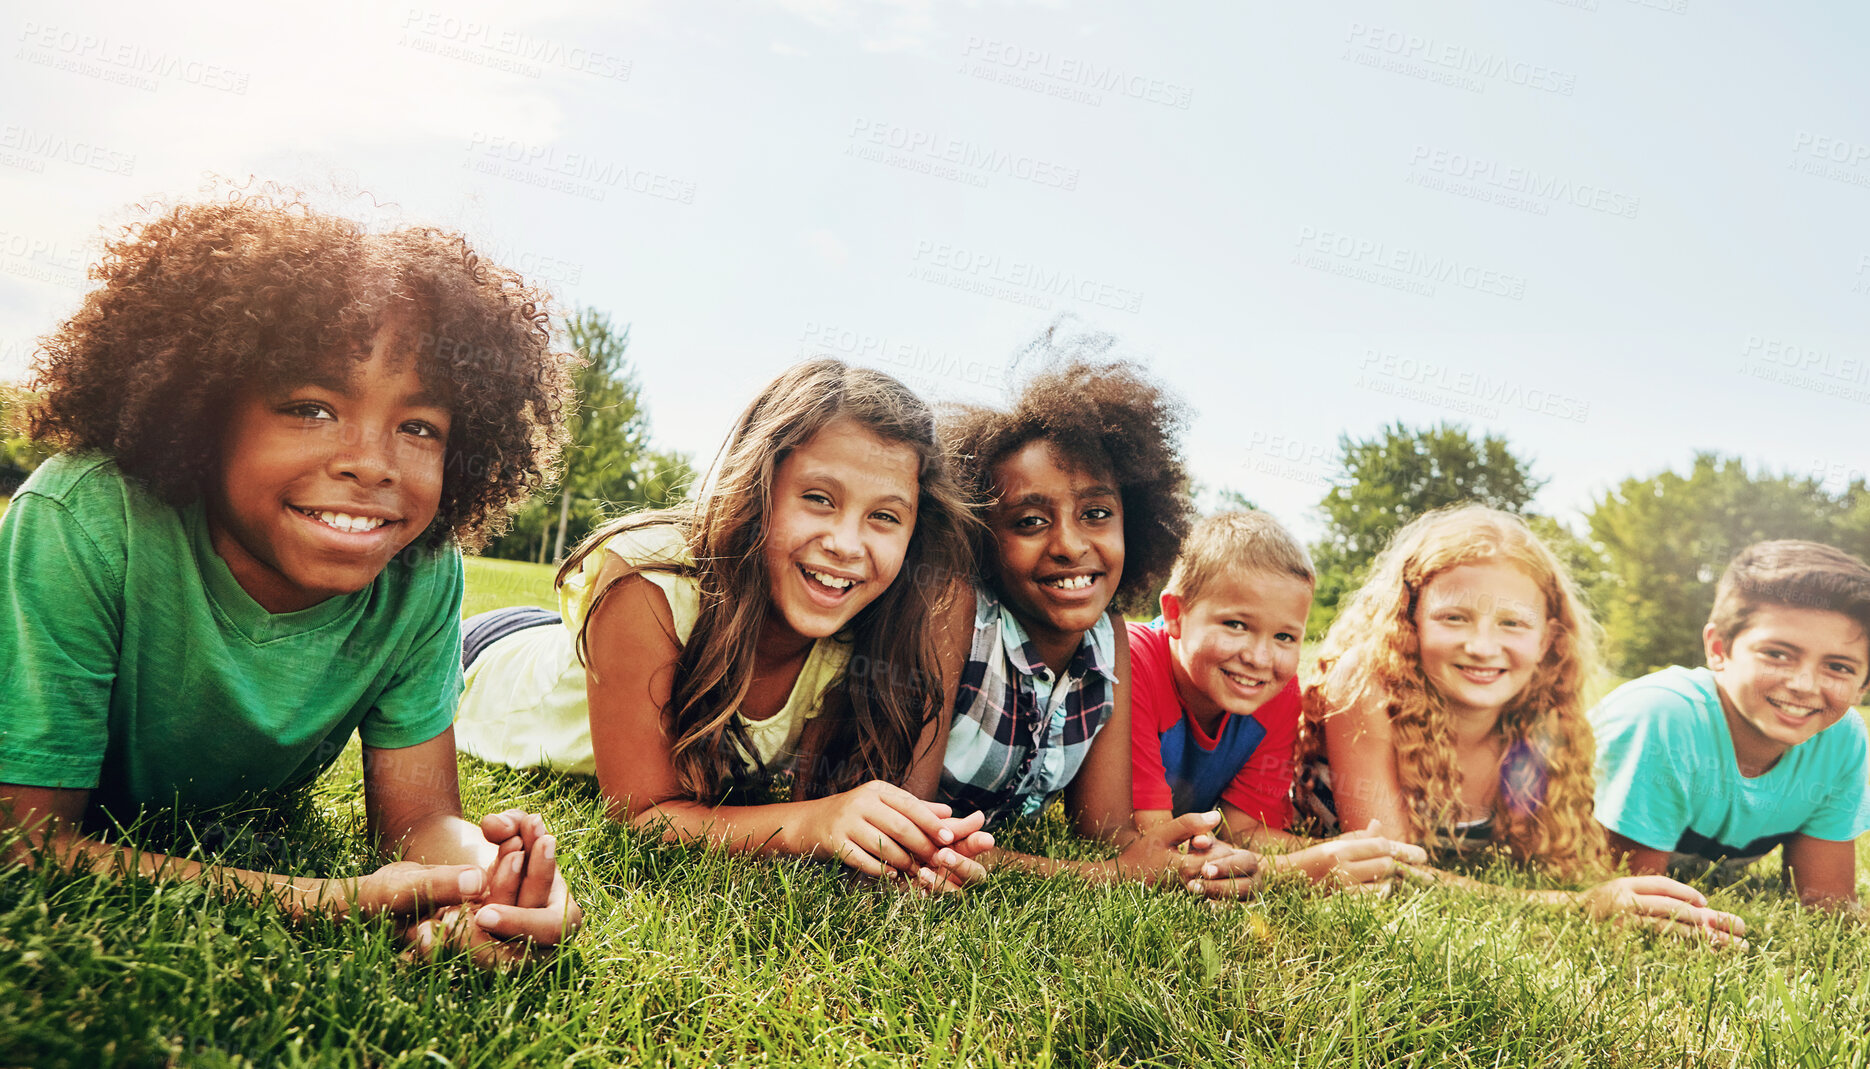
[932,323,1264,892]
[1294,505,1745,940]
[0,189,582,966]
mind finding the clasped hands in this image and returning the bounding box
[807,780,995,893]
[350,809,583,969]
[1123,814,1429,897]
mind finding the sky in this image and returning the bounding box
[2,0,1865,542]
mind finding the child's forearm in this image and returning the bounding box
[632,797,819,854]
[1243,825,1308,851]
[394,812,501,870]
[976,847,1123,883]
[15,823,368,917]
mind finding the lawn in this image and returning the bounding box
[4,556,1870,1067]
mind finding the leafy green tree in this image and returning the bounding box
[1586,454,1853,676]
[485,309,692,562]
[1308,422,1545,638]
[0,386,53,494]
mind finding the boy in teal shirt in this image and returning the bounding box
[1,193,582,963]
[1591,540,1870,907]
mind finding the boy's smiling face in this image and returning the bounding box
[1706,604,1870,772]
[208,318,451,614]
[1162,568,1312,730]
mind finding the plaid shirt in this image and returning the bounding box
[938,585,1119,827]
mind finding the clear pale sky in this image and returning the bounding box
[3,0,1865,541]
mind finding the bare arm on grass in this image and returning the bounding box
[584,569,986,891]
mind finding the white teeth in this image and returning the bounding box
[803,567,855,590]
[313,510,386,534]
[1045,575,1095,590]
[1769,699,1819,717]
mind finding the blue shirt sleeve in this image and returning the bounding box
[1799,713,1870,843]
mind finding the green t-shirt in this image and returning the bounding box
[0,454,463,812]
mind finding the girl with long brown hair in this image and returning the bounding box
[455,359,992,890]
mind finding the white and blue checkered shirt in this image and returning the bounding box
[937,585,1119,827]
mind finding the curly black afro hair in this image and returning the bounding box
[26,189,575,551]
[940,323,1193,614]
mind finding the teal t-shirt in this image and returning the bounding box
[1590,665,1870,866]
[0,454,464,812]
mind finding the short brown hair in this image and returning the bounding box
[1707,540,1870,656]
[1165,510,1314,608]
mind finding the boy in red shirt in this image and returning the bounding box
[1131,511,1419,887]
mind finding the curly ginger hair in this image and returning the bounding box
[1298,506,1608,876]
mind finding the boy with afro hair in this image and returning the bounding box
[1,189,582,965]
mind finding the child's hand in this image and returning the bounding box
[348,861,489,919]
[1575,875,1749,948]
[1113,811,1254,888]
[901,801,993,894]
[802,781,977,887]
[469,809,584,950]
[1178,842,1266,898]
[1257,837,1429,889]
[400,902,551,970]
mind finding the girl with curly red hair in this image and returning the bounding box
[1295,505,1746,938]
[0,189,582,966]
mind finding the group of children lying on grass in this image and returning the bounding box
[6,193,1867,964]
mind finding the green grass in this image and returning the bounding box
[6,559,1870,1067]
[461,556,558,618]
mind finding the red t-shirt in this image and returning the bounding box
[1128,621,1299,828]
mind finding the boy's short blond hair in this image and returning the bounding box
[1708,540,1870,656]
[1164,510,1314,608]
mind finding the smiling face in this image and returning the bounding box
[208,319,450,614]
[1706,605,1870,773]
[1413,560,1554,725]
[987,439,1125,673]
[1163,568,1313,730]
[760,418,920,645]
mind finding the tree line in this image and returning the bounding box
[1297,422,1870,678]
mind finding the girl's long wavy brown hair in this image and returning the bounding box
[561,359,976,802]
[1297,506,1607,875]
